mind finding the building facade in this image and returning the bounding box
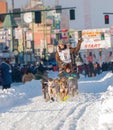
[42,0,113,64]
[1,0,113,64]
[0,0,8,27]
[43,0,113,30]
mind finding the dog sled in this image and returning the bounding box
[41,74,78,102]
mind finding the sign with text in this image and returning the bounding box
[26,31,32,41]
[75,28,111,50]
[15,28,22,39]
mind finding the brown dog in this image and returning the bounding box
[58,77,69,101]
[67,78,78,97]
[41,78,49,101]
[47,78,59,101]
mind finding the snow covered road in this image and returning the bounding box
[0,71,113,130]
[0,94,99,130]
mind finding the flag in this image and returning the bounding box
[61,29,68,39]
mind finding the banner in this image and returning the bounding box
[75,28,111,49]
[26,31,33,41]
[15,28,22,39]
[61,29,68,39]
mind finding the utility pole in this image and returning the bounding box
[83,0,92,63]
[11,0,15,58]
[12,0,14,11]
[83,0,92,29]
[55,0,59,5]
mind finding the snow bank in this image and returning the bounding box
[99,85,113,130]
[0,79,42,112]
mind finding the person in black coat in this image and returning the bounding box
[35,63,46,80]
[0,58,12,90]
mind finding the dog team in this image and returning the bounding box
[41,64,79,102]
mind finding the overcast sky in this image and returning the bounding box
[6,0,29,9]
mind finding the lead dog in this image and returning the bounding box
[67,77,78,97]
[41,78,49,101]
[47,78,59,101]
[58,77,68,101]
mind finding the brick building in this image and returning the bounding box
[0,0,8,27]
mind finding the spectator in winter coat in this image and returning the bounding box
[22,68,35,83]
[0,66,2,85]
[88,62,95,77]
[12,65,22,82]
[0,58,12,90]
[55,38,83,73]
[83,63,88,77]
[35,63,46,80]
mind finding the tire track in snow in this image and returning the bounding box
[52,102,91,130]
[60,103,91,130]
[48,93,99,130]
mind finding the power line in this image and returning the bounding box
[103,12,113,15]
[0,6,76,16]
[12,0,14,11]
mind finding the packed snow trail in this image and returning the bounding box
[0,71,113,130]
[0,93,100,130]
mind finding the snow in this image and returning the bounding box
[0,71,113,130]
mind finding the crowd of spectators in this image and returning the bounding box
[10,61,113,82]
[1,60,113,85]
[11,62,47,82]
[77,61,113,77]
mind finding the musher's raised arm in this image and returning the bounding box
[55,38,83,69]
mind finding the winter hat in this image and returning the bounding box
[64,63,72,71]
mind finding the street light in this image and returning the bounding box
[23,27,28,63]
[42,0,47,61]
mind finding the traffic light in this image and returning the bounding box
[104,15,109,24]
[70,9,75,20]
[55,5,62,13]
[35,11,41,23]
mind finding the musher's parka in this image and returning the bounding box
[55,39,83,69]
